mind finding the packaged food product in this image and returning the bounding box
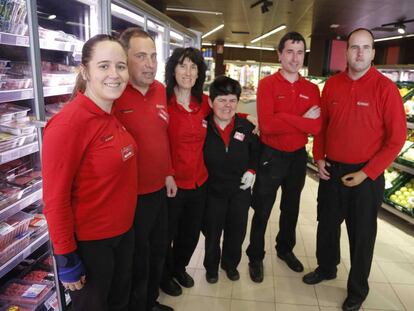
[8,170,42,192]
[0,186,23,210]
[0,232,30,265]
[0,104,30,121]
[0,212,32,248]
[0,119,35,135]
[0,279,52,307]
[0,302,32,311]
[22,269,53,283]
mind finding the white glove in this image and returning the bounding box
[240,171,255,190]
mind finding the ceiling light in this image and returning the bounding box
[246,45,275,51]
[166,7,222,15]
[306,49,311,52]
[374,35,403,42]
[202,42,213,46]
[202,24,224,39]
[397,25,406,34]
[48,14,56,20]
[250,24,286,43]
[111,4,144,24]
[224,43,245,48]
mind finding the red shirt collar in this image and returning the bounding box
[214,117,235,147]
[126,80,158,97]
[171,93,201,113]
[344,66,376,82]
[76,91,111,116]
[274,69,304,84]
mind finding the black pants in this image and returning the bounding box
[129,188,168,311]
[247,145,307,262]
[203,188,251,273]
[316,160,384,302]
[163,183,207,281]
[70,229,134,311]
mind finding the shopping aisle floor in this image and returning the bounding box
[158,174,414,311]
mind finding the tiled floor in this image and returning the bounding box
[158,175,414,311]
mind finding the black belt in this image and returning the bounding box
[263,144,305,158]
[326,158,367,171]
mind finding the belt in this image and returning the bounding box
[326,159,366,171]
[264,145,305,158]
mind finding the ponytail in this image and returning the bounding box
[69,72,86,101]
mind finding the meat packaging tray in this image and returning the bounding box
[0,119,35,136]
[0,104,30,122]
[0,133,36,153]
[22,269,53,284]
[0,212,32,249]
[0,279,52,308]
[0,186,23,210]
[0,232,30,265]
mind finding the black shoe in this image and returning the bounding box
[248,261,264,283]
[206,271,218,284]
[342,297,362,311]
[277,252,304,272]
[223,268,240,281]
[160,279,182,296]
[173,271,194,288]
[152,302,174,311]
[303,269,336,285]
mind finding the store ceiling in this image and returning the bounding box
[148,0,414,48]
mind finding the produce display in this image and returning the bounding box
[387,177,414,216]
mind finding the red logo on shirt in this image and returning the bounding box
[299,94,309,100]
[357,101,369,107]
[121,145,134,161]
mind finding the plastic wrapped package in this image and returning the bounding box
[0,104,30,121]
[0,279,52,308]
[42,72,76,87]
[0,232,30,265]
[22,269,53,284]
[0,186,23,210]
[0,212,32,249]
[8,170,42,193]
[0,303,32,311]
[0,119,35,135]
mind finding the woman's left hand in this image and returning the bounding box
[246,115,259,135]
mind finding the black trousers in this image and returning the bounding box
[247,145,307,262]
[163,183,207,281]
[203,188,251,273]
[129,188,168,311]
[316,160,384,302]
[70,229,134,311]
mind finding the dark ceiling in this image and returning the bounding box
[145,0,414,48]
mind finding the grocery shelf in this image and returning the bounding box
[0,141,39,165]
[381,202,414,225]
[0,188,42,221]
[391,162,414,175]
[0,85,74,103]
[0,231,49,278]
[0,32,75,52]
[44,290,72,310]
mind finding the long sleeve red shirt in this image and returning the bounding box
[114,81,173,194]
[257,70,321,152]
[42,92,138,255]
[167,94,210,189]
[313,67,406,180]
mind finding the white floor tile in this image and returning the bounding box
[362,282,405,310]
[272,255,310,278]
[188,269,233,298]
[275,303,319,311]
[230,299,276,311]
[376,261,414,284]
[172,295,231,311]
[274,276,318,305]
[314,280,347,307]
[391,283,414,310]
[232,273,275,302]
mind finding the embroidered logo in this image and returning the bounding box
[101,135,114,142]
[299,94,309,100]
[120,109,133,114]
[202,120,208,128]
[234,131,245,141]
[277,95,285,100]
[357,101,369,107]
[156,104,165,109]
[121,145,134,161]
[158,109,169,123]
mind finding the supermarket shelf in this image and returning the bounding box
[0,141,39,165]
[382,202,414,225]
[0,85,74,103]
[407,122,414,129]
[0,32,75,52]
[0,231,49,278]
[391,162,414,175]
[0,188,42,221]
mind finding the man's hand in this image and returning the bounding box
[246,115,259,135]
[165,175,177,197]
[341,170,367,187]
[303,105,320,119]
[316,159,331,180]
[63,276,86,291]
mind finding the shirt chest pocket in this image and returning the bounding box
[272,94,288,113]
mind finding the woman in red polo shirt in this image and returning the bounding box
[42,35,137,311]
[160,47,209,296]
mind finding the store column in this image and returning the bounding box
[214,40,225,77]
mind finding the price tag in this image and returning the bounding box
[22,284,46,298]
[44,291,58,310]
[15,36,29,46]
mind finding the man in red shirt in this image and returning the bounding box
[114,28,176,311]
[246,32,321,282]
[304,28,406,311]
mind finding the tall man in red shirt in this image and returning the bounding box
[246,32,321,282]
[114,28,176,311]
[303,28,406,311]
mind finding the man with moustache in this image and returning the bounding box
[246,32,321,282]
[303,28,406,311]
[114,28,176,311]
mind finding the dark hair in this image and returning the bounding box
[70,34,125,100]
[278,31,306,53]
[119,27,154,50]
[165,47,207,104]
[346,28,375,48]
[209,76,241,102]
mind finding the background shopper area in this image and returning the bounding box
[0,0,412,310]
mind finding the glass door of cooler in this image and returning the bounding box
[147,18,166,83]
[0,0,53,308]
[111,1,145,38]
[169,28,184,56]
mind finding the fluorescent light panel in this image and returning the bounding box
[374,35,403,42]
[251,24,286,43]
[202,24,224,39]
[170,31,184,41]
[111,4,144,24]
[246,45,275,51]
[166,7,223,15]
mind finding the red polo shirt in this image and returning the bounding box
[257,70,321,152]
[114,81,173,194]
[43,92,138,255]
[313,67,406,179]
[168,94,210,189]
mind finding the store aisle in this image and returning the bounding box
[158,174,414,311]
